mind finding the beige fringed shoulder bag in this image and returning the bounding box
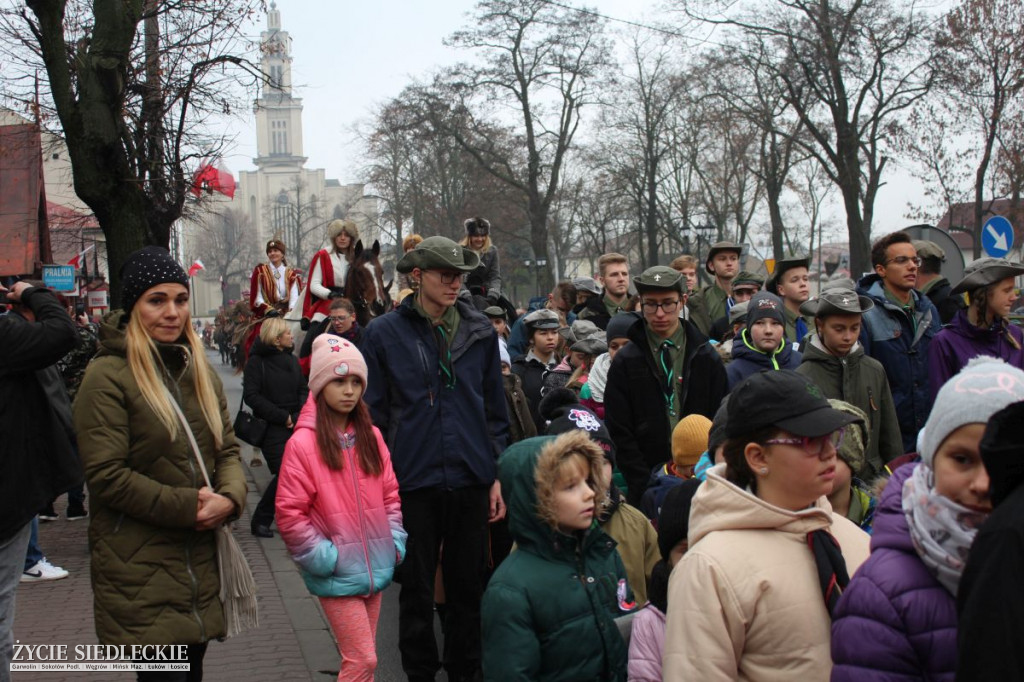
[168,394,260,637]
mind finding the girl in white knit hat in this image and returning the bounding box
[276,334,406,681]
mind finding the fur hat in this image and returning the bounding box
[308,334,368,398]
[541,387,616,466]
[827,399,869,475]
[119,246,189,313]
[266,239,286,255]
[672,414,712,468]
[464,217,490,236]
[327,219,359,245]
[921,357,1024,467]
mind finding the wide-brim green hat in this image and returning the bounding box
[705,241,742,274]
[951,258,1024,295]
[800,287,874,318]
[766,257,810,294]
[396,236,480,274]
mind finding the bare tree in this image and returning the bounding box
[676,0,938,274]
[419,0,612,292]
[190,207,261,308]
[935,0,1024,256]
[5,0,261,305]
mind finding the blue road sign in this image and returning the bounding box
[42,264,76,292]
[982,215,1014,258]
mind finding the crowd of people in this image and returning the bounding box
[2,217,1024,682]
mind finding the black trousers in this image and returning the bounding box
[397,485,490,681]
[135,642,207,682]
[251,425,288,527]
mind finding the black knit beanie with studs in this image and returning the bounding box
[120,246,190,313]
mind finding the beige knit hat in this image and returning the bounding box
[672,414,712,468]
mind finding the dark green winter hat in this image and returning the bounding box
[396,236,480,274]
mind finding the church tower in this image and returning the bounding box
[253,1,306,170]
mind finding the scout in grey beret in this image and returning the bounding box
[571,334,608,355]
[633,265,685,293]
[523,308,561,330]
[800,287,875,318]
[951,257,1024,295]
[483,305,506,319]
[732,271,764,291]
[396,236,481,274]
[559,319,602,345]
[728,300,750,327]
[572,276,602,296]
[912,240,945,263]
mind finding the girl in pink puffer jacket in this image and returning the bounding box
[276,335,406,682]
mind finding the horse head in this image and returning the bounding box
[344,239,393,327]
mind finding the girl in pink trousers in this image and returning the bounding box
[276,334,406,682]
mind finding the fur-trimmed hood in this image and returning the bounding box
[498,431,609,558]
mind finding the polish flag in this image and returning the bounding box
[187,259,205,277]
[67,243,95,269]
[190,160,236,199]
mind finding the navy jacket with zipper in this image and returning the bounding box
[725,328,802,390]
[362,297,510,492]
[856,274,941,453]
[604,318,727,506]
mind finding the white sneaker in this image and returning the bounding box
[21,559,69,583]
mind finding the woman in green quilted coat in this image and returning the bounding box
[73,247,247,680]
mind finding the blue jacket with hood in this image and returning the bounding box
[725,328,802,390]
[362,297,510,492]
[856,274,941,452]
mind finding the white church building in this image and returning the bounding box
[185,2,380,315]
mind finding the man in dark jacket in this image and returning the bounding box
[857,231,941,452]
[362,236,510,682]
[957,401,1024,681]
[577,252,631,330]
[0,281,81,676]
[605,266,728,506]
[913,239,963,324]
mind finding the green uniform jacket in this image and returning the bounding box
[795,335,903,477]
[686,283,728,337]
[483,436,632,681]
[73,312,247,645]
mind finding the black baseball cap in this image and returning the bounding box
[725,370,861,439]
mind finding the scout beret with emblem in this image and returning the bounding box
[633,265,685,293]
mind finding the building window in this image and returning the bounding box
[270,119,289,155]
[269,64,284,89]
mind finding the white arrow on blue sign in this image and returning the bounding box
[982,215,1015,258]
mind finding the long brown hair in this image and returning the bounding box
[314,386,382,475]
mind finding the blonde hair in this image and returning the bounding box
[125,311,224,448]
[670,254,698,272]
[598,253,628,277]
[459,234,493,253]
[534,431,606,530]
[259,317,289,349]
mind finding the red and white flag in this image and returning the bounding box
[67,243,95,269]
[187,259,205,277]
[190,160,236,199]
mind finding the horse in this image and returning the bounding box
[344,239,393,329]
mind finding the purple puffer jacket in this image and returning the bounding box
[831,463,957,681]
[928,309,1024,402]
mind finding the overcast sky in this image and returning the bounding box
[222,0,927,242]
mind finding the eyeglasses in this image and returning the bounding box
[329,315,350,323]
[765,428,846,456]
[428,270,465,285]
[641,299,681,314]
[885,256,922,267]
